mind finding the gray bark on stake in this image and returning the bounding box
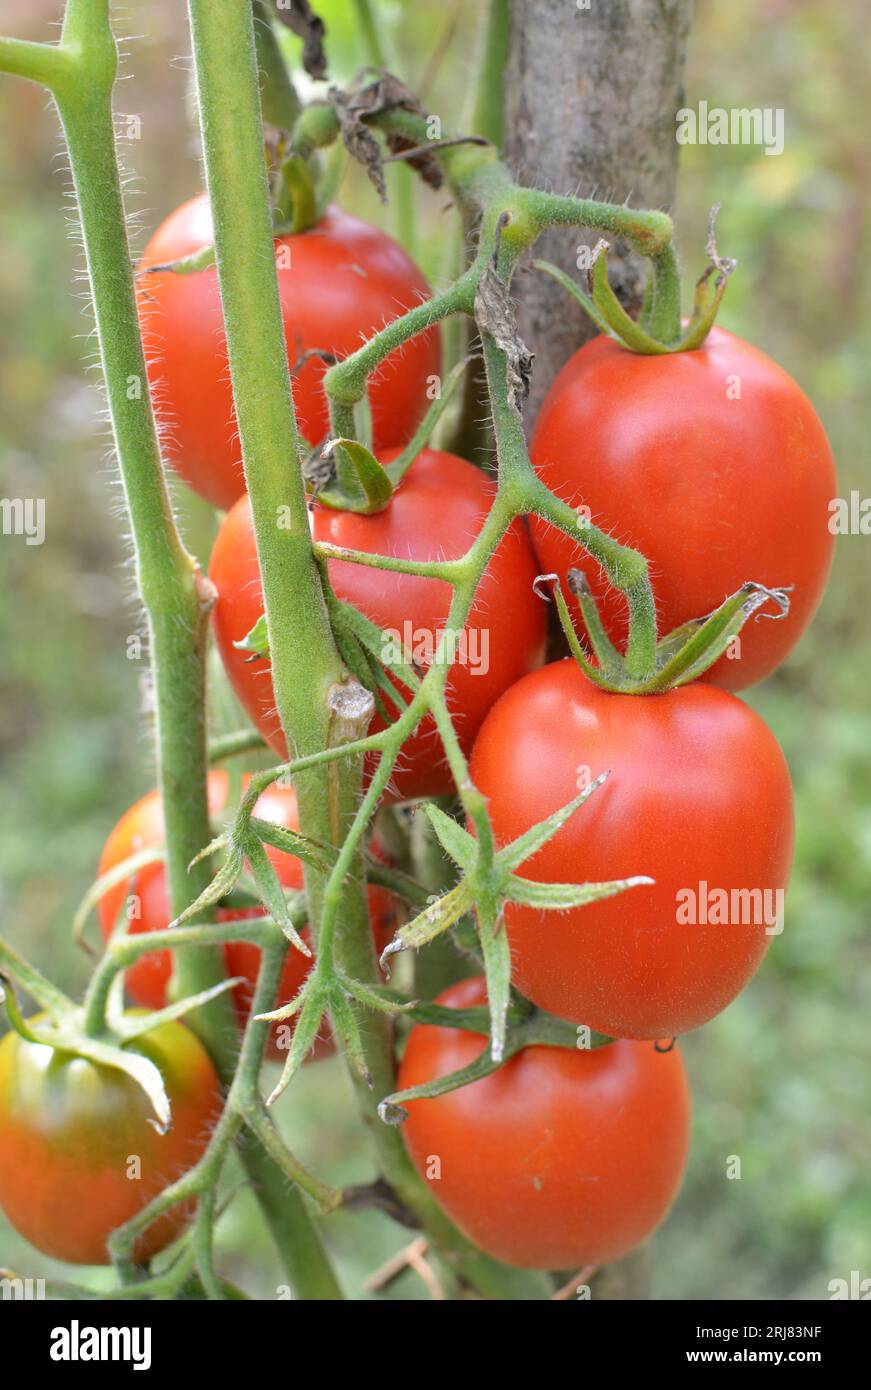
[504,0,692,418]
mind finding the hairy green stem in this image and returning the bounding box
[11,2,232,1056]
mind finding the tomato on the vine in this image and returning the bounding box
[398,977,691,1270]
[0,1015,221,1265]
[137,196,441,510]
[97,772,397,1057]
[529,328,836,689]
[209,448,547,801]
[469,660,794,1039]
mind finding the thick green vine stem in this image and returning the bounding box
[21,1,231,1051]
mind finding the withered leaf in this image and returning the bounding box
[272,0,327,81]
[327,71,443,203]
[475,259,534,414]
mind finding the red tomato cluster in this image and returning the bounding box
[3,192,829,1275]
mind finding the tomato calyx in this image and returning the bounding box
[377,995,614,1125]
[313,356,470,514]
[534,204,737,356]
[536,570,792,694]
[0,972,178,1130]
[378,784,651,1063]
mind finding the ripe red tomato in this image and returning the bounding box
[209,448,547,800]
[0,1015,221,1265]
[529,328,836,689]
[97,773,396,1057]
[469,660,794,1039]
[398,977,691,1270]
[138,196,441,509]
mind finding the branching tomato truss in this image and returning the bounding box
[0,0,812,1301]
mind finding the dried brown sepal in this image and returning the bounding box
[271,0,327,81]
[475,223,534,413]
[327,72,443,202]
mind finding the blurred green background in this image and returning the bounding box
[0,0,868,1300]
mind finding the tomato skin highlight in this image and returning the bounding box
[137,196,441,510]
[97,773,396,1058]
[209,448,547,801]
[398,978,691,1270]
[0,1016,222,1266]
[529,328,836,689]
[469,660,794,1039]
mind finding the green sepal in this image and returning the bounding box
[423,803,477,871]
[170,841,245,929]
[113,978,244,1040]
[478,904,511,1061]
[381,881,473,963]
[335,973,419,1015]
[72,845,165,949]
[249,816,334,874]
[233,613,269,659]
[265,981,329,1105]
[379,1050,501,1124]
[329,991,371,1087]
[139,243,216,276]
[508,873,653,909]
[317,438,393,513]
[242,833,310,956]
[383,357,470,488]
[498,775,609,871]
